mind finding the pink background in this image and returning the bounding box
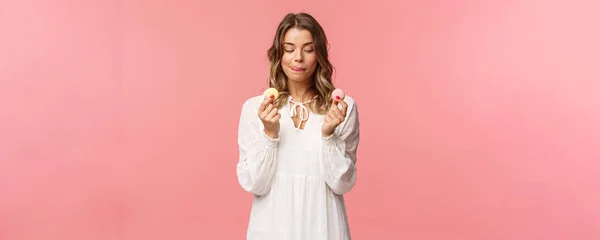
[1,0,599,239]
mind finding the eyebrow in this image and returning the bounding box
[283,42,314,46]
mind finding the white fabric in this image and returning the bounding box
[288,96,317,130]
[236,94,360,240]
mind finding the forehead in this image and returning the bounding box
[283,28,313,44]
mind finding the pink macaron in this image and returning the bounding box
[331,88,345,101]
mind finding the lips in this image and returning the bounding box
[290,66,305,72]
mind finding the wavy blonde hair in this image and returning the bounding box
[266,12,335,115]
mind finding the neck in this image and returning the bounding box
[288,80,313,102]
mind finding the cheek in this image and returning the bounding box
[281,53,293,66]
[307,56,318,69]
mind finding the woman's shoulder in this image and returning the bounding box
[342,95,358,112]
[343,95,357,106]
[240,94,265,110]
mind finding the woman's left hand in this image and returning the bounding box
[321,99,348,137]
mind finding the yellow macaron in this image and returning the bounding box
[263,88,279,100]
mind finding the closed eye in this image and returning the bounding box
[283,42,314,53]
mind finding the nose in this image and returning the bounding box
[294,50,303,62]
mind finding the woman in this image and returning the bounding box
[236,12,360,240]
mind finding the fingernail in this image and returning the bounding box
[270,95,274,98]
[336,96,340,99]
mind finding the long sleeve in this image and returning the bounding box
[319,98,360,195]
[236,98,279,196]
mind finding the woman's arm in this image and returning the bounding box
[319,97,360,195]
[236,97,279,196]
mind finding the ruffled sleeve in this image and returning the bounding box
[319,97,360,195]
[236,97,279,196]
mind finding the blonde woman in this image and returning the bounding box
[236,12,360,240]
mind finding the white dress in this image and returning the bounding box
[236,94,360,240]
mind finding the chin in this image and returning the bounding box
[287,76,307,83]
[287,74,316,84]
[283,73,306,82]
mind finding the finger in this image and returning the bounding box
[331,99,339,108]
[259,98,271,112]
[267,108,278,119]
[333,114,344,127]
[331,102,341,113]
[264,103,274,114]
[329,100,339,114]
[333,108,345,121]
[325,109,333,120]
[328,106,343,123]
[323,114,330,124]
[273,113,281,121]
[327,114,335,123]
[338,100,348,116]
[260,104,273,119]
[331,103,345,118]
[328,115,342,128]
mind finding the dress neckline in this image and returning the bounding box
[287,96,317,131]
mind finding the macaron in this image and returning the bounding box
[263,88,279,100]
[331,88,345,101]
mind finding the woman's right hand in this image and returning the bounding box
[258,97,281,139]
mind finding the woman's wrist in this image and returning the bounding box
[264,130,279,139]
[321,130,334,138]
